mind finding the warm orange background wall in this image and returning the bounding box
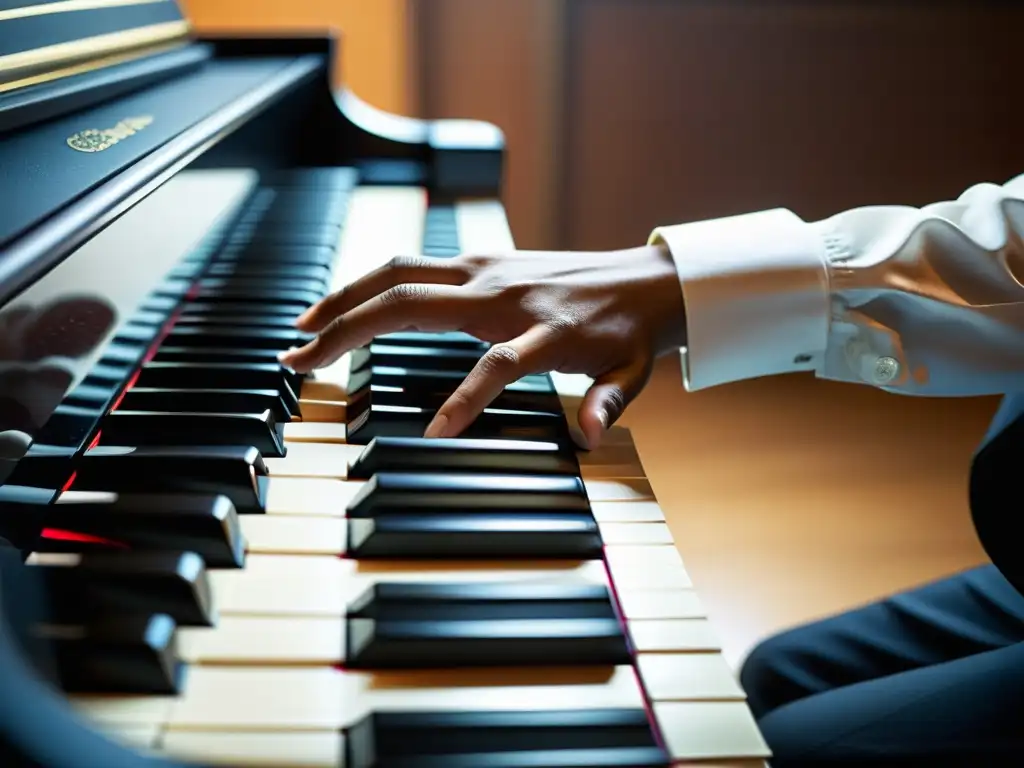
[179,0,411,115]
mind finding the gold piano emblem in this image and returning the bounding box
[66,116,154,153]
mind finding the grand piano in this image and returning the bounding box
[0,2,772,765]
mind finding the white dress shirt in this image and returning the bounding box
[648,173,1024,396]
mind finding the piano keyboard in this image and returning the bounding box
[6,168,770,767]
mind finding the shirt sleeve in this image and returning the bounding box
[648,173,1024,397]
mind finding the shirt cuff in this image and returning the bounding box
[648,208,831,391]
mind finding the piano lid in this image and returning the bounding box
[0,0,192,95]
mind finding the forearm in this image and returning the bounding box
[650,174,1024,396]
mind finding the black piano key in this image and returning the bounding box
[367,366,556,395]
[134,363,300,412]
[35,550,215,627]
[347,583,616,621]
[202,262,332,282]
[364,384,562,415]
[346,472,590,518]
[172,313,310,331]
[375,331,487,350]
[345,398,567,445]
[99,410,287,458]
[118,387,294,421]
[162,326,311,351]
[43,613,182,694]
[214,244,335,267]
[347,437,577,479]
[196,276,327,295]
[140,294,181,314]
[344,581,628,668]
[350,343,483,374]
[177,287,321,309]
[229,222,340,249]
[100,342,148,366]
[346,710,670,768]
[11,446,269,514]
[30,493,244,568]
[152,346,291,367]
[346,512,602,559]
[179,301,304,318]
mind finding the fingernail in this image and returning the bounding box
[423,413,449,438]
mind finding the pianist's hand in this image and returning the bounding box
[280,244,686,449]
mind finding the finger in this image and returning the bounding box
[280,283,474,372]
[296,255,469,332]
[575,354,653,450]
[423,324,557,439]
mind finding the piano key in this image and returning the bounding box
[293,400,346,424]
[377,330,487,350]
[589,501,666,523]
[597,522,675,546]
[196,275,328,295]
[628,619,721,653]
[152,346,288,366]
[134,363,300,410]
[160,730,345,768]
[653,702,771,762]
[13,445,268,514]
[27,491,245,568]
[346,437,577,478]
[343,709,669,768]
[74,663,646,731]
[29,550,215,627]
[344,584,628,669]
[357,381,563,414]
[201,261,332,281]
[44,613,181,695]
[172,313,318,330]
[99,410,287,458]
[616,589,707,621]
[345,512,603,559]
[604,545,692,590]
[229,222,341,249]
[214,244,336,268]
[208,554,608,616]
[178,301,305,318]
[162,326,311,351]
[262,476,363,515]
[636,653,745,701]
[263,442,364,478]
[345,399,567,445]
[349,343,484,374]
[117,387,294,422]
[344,472,590,519]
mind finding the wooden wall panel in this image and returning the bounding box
[563,1,1024,250]
[414,0,566,250]
[181,0,413,115]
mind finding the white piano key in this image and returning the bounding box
[102,723,163,751]
[160,731,344,768]
[590,500,665,523]
[282,421,348,443]
[328,186,427,292]
[163,665,644,731]
[295,399,347,423]
[210,554,608,617]
[637,652,745,701]
[239,516,347,555]
[264,476,363,516]
[584,478,655,501]
[598,522,675,546]
[264,443,363,478]
[628,619,721,653]
[654,701,771,762]
[616,589,707,620]
[178,616,345,666]
[605,545,692,590]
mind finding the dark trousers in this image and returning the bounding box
[738,564,1024,766]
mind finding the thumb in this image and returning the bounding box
[576,355,652,450]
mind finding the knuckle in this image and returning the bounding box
[458,253,495,271]
[386,254,429,271]
[479,344,521,374]
[380,283,430,306]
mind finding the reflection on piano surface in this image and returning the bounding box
[0,1,771,765]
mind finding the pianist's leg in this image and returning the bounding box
[738,563,1024,765]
